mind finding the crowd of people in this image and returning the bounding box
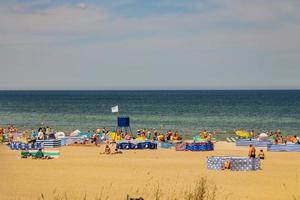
[0,125,56,143]
[2,123,300,146]
[273,134,300,144]
[35,127,56,140]
[235,129,300,144]
[112,128,183,142]
[0,124,186,147]
[0,124,18,143]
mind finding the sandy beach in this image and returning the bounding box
[1,142,300,200]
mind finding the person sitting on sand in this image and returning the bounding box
[47,131,55,140]
[258,149,265,160]
[146,129,152,139]
[172,132,182,141]
[32,148,53,159]
[166,130,173,141]
[21,150,30,159]
[283,136,288,144]
[0,128,4,143]
[158,133,165,142]
[20,133,29,143]
[141,130,146,138]
[206,134,212,142]
[125,134,132,140]
[8,132,14,142]
[278,136,283,144]
[153,129,158,141]
[248,144,256,158]
[37,130,44,140]
[104,145,111,154]
[0,134,3,143]
[34,148,44,159]
[292,135,298,144]
[199,129,208,139]
[222,160,231,170]
[250,130,256,138]
[136,129,141,136]
[297,136,300,144]
[91,133,99,145]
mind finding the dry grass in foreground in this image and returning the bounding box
[36,177,217,200]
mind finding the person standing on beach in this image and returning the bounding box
[258,149,265,159]
[166,130,173,141]
[37,129,44,140]
[248,144,256,158]
[153,128,158,141]
[0,128,4,143]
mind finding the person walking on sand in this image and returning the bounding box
[248,144,256,158]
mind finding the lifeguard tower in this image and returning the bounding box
[116,116,133,136]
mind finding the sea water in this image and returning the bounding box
[0,90,299,136]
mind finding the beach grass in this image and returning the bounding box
[36,178,216,200]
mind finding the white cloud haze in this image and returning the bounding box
[0,0,300,89]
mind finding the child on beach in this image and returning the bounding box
[105,145,111,154]
[222,160,231,170]
[100,145,111,155]
[258,149,265,160]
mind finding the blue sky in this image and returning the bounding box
[0,0,300,89]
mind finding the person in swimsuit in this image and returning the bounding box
[248,144,256,158]
[104,145,111,154]
[258,149,265,159]
[222,160,231,170]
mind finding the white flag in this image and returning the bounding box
[111,105,119,113]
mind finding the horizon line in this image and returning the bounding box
[0,88,300,91]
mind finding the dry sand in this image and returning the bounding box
[1,142,300,200]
